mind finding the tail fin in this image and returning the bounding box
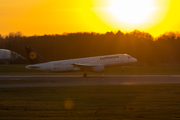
[25,47,47,64]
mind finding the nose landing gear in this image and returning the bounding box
[83,73,87,77]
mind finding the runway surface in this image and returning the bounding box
[1,75,180,88]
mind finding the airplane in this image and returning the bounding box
[25,47,137,77]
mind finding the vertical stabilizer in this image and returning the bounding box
[25,47,47,64]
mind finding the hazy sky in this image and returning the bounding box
[0,0,179,37]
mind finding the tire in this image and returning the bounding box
[83,73,87,77]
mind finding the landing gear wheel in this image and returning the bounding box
[83,73,87,77]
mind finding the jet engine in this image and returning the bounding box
[92,65,104,72]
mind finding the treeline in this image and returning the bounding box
[0,30,180,66]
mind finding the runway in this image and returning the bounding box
[1,75,180,88]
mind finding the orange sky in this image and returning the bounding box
[0,0,180,37]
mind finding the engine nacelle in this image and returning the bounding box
[73,67,81,71]
[92,65,104,73]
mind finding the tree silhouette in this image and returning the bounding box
[1,30,180,66]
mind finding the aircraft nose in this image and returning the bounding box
[133,58,137,62]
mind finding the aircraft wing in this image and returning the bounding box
[72,63,104,72]
[72,63,96,68]
[72,63,96,71]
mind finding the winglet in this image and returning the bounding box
[25,47,47,64]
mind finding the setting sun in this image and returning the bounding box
[107,0,156,24]
[91,0,170,34]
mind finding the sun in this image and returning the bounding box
[91,0,170,31]
[108,0,156,24]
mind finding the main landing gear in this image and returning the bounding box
[83,73,87,77]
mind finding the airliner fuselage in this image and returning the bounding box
[26,54,137,73]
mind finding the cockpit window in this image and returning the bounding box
[127,56,131,59]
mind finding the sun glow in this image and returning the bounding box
[91,0,170,33]
[0,0,175,37]
[108,0,156,24]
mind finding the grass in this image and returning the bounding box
[1,65,180,119]
[1,64,180,75]
[0,85,180,119]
